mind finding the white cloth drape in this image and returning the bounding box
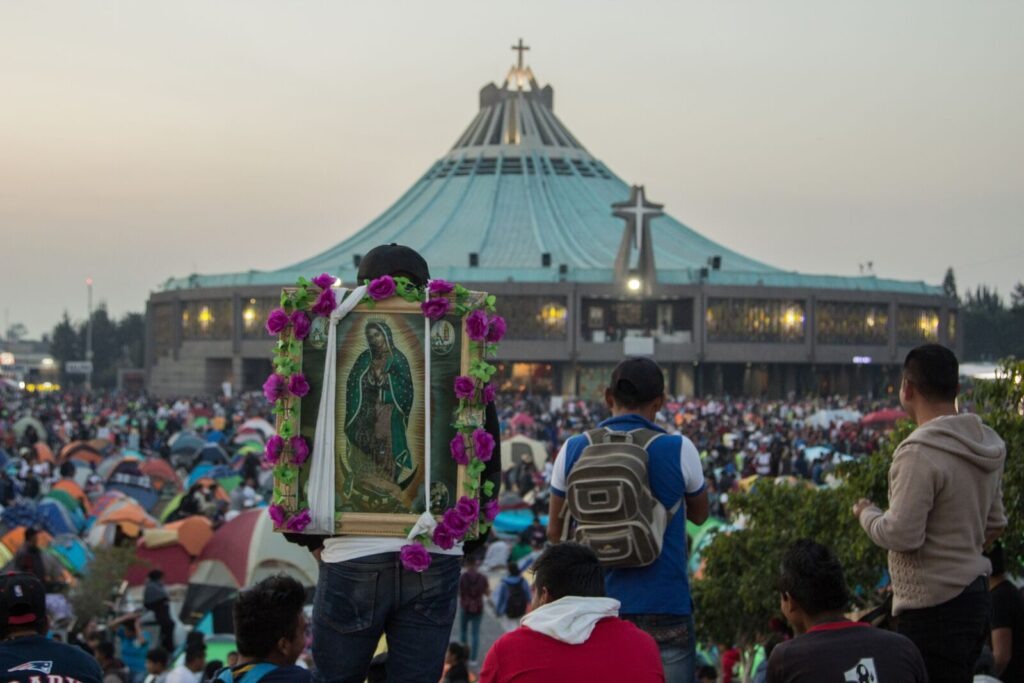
[307,285,368,533]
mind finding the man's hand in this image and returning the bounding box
[312,547,323,562]
[852,498,875,519]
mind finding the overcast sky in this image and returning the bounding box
[2,1,1022,338]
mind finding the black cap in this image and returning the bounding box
[610,358,665,405]
[356,244,430,287]
[0,573,46,633]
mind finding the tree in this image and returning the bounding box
[942,267,959,304]
[4,322,28,342]
[117,312,146,369]
[49,312,80,384]
[1011,282,1024,312]
[70,545,137,626]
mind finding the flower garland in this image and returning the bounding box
[263,272,504,571]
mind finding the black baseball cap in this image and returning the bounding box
[357,244,430,287]
[0,573,46,633]
[610,358,665,405]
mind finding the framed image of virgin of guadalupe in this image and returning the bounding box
[264,275,499,545]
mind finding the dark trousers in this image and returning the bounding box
[897,576,990,683]
[148,601,175,652]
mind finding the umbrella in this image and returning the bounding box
[12,417,45,441]
[861,409,908,426]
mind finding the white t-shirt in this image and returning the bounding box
[164,665,201,683]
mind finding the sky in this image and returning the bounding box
[2,1,1022,338]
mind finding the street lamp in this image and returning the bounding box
[627,277,642,292]
[85,277,93,391]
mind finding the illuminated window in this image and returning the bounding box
[897,306,940,345]
[181,300,232,340]
[706,299,806,343]
[501,296,568,341]
[816,302,889,345]
[242,298,281,340]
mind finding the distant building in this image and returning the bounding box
[146,46,955,398]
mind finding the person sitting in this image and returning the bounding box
[215,574,311,682]
[767,539,926,682]
[480,543,664,682]
[985,543,1024,681]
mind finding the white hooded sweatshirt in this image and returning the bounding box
[519,596,621,645]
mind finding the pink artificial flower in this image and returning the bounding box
[442,508,471,537]
[290,435,310,465]
[268,504,287,527]
[400,543,432,572]
[263,374,286,404]
[449,434,469,466]
[265,308,290,336]
[311,273,335,290]
[290,311,311,340]
[472,428,495,463]
[453,376,475,400]
[485,314,507,343]
[265,435,284,465]
[432,523,457,550]
[427,279,454,295]
[484,499,500,522]
[482,383,497,404]
[465,309,489,341]
[421,298,451,321]
[288,373,310,398]
[311,288,337,317]
[455,496,480,523]
[285,509,312,532]
[367,275,397,301]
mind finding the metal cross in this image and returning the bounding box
[511,38,530,71]
[615,186,663,252]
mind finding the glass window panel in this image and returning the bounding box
[151,303,175,357]
[501,296,568,341]
[181,300,232,340]
[815,301,889,345]
[241,297,282,339]
[706,298,806,344]
[897,306,940,345]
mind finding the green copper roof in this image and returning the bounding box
[163,62,941,298]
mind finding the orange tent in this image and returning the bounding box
[1,527,54,553]
[33,442,55,463]
[97,500,159,537]
[143,516,213,556]
[52,479,92,515]
[59,441,104,465]
[140,458,181,493]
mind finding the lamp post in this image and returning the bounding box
[85,277,93,391]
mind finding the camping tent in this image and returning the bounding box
[142,516,213,556]
[139,459,182,495]
[861,409,909,426]
[106,459,159,511]
[500,434,549,471]
[180,509,318,622]
[58,441,104,465]
[126,540,193,587]
[47,534,93,575]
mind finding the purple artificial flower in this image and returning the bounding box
[367,275,397,301]
[455,496,480,523]
[465,309,489,341]
[288,373,310,398]
[427,279,454,295]
[442,508,471,537]
[421,297,451,321]
[285,509,312,532]
[268,503,287,527]
[485,314,507,343]
[311,288,337,317]
[290,311,311,340]
[432,523,457,551]
[472,428,495,463]
[290,435,310,465]
[449,434,469,466]
[482,383,497,404]
[311,273,335,290]
[454,376,476,400]
[263,373,286,404]
[265,308,290,336]
[400,543,432,572]
[484,499,500,522]
[264,434,284,465]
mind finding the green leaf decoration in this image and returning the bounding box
[279,419,295,439]
[274,464,297,484]
[288,340,302,355]
[485,295,497,309]
[296,276,311,288]
[463,479,479,494]
[483,480,495,497]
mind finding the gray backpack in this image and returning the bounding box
[564,427,680,568]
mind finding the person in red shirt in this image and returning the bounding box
[480,543,664,683]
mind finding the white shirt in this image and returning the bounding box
[164,665,201,683]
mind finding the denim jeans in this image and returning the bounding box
[312,553,460,683]
[896,576,990,683]
[623,613,696,683]
[459,610,483,660]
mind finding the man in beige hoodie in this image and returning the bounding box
[853,344,1007,683]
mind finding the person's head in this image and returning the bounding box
[696,665,718,682]
[605,358,665,419]
[365,322,391,355]
[445,642,469,666]
[147,569,164,584]
[0,572,48,639]
[506,561,521,578]
[226,651,239,667]
[233,574,307,665]
[203,661,223,680]
[530,542,605,608]
[357,243,431,288]
[145,648,169,674]
[184,645,206,672]
[122,617,138,637]
[24,527,38,547]
[778,539,850,634]
[95,641,116,666]
[900,344,959,421]
[59,461,76,478]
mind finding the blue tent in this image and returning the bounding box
[36,499,78,537]
[1,501,37,529]
[48,534,93,575]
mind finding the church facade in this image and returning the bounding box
[146,47,954,399]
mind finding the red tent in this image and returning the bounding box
[126,540,193,586]
[861,409,908,426]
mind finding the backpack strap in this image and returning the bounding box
[628,428,684,523]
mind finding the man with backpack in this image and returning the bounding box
[458,557,490,663]
[547,358,709,682]
[494,561,532,633]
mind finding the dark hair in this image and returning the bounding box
[778,539,849,616]
[24,527,38,541]
[985,543,1006,577]
[696,665,718,680]
[96,641,116,659]
[447,642,469,662]
[146,647,169,665]
[506,561,521,577]
[903,344,958,402]
[203,661,223,679]
[147,569,164,582]
[233,574,306,658]
[531,542,605,602]
[609,358,664,409]
[184,645,205,665]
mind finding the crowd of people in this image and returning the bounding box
[0,243,1019,683]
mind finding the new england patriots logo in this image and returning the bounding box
[9,661,54,674]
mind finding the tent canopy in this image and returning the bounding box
[500,434,549,471]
